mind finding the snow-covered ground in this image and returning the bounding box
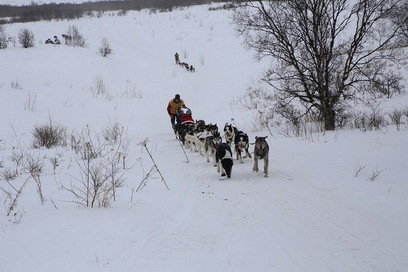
[1,3,408,272]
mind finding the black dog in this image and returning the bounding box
[175,123,194,145]
[195,119,206,132]
[216,143,233,179]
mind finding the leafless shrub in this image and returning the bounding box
[69,136,79,154]
[65,148,127,208]
[32,118,67,148]
[354,161,366,178]
[0,167,18,181]
[8,36,16,47]
[63,163,104,208]
[237,86,327,138]
[230,86,273,111]
[350,103,388,131]
[49,154,62,174]
[356,62,406,100]
[8,210,26,224]
[366,166,386,182]
[24,92,37,111]
[388,107,406,130]
[25,154,45,204]
[2,177,30,216]
[199,55,205,65]
[82,140,100,161]
[374,71,405,98]
[63,124,130,207]
[87,164,110,207]
[367,103,387,130]
[122,81,143,99]
[91,75,111,99]
[333,105,353,129]
[66,25,86,47]
[18,28,35,48]
[71,126,101,160]
[103,125,129,201]
[0,26,7,49]
[102,122,123,145]
[182,49,188,59]
[8,151,24,172]
[11,79,22,90]
[281,107,301,134]
[98,37,112,57]
[93,75,106,95]
[250,110,273,132]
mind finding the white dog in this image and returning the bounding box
[193,130,211,156]
[184,133,197,152]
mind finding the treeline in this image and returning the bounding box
[0,0,243,24]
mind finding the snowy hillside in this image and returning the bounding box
[1,3,408,272]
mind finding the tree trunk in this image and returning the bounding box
[322,107,336,131]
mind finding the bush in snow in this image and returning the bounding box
[66,25,86,47]
[388,106,408,131]
[349,103,388,131]
[32,118,67,149]
[98,37,112,57]
[63,124,129,208]
[25,153,45,205]
[0,167,19,181]
[0,26,7,49]
[18,28,35,48]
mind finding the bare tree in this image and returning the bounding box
[233,0,404,130]
[389,1,408,45]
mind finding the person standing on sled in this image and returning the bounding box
[167,94,186,132]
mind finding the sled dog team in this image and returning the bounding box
[167,94,269,179]
[181,121,269,179]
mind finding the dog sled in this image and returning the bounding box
[174,107,195,145]
[178,107,194,125]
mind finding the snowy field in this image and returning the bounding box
[1,2,408,272]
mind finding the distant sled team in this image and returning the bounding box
[44,34,73,45]
[174,52,196,72]
[167,94,269,179]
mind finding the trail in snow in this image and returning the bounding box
[127,131,344,272]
